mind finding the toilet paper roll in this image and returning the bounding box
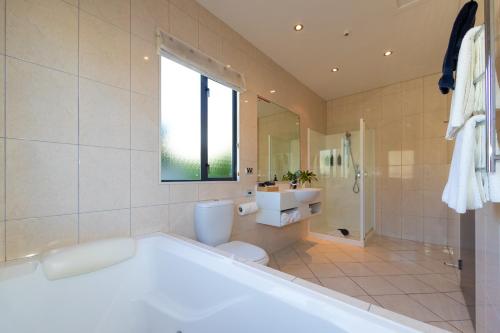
[238,202,258,216]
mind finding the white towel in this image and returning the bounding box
[446,25,500,140]
[446,26,480,139]
[443,115,486,213]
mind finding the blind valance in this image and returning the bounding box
[156,29,246,92]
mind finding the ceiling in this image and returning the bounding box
[197,0,464,100]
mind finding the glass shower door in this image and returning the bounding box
[361,120,376,240]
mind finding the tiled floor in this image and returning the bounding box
[269,235,474,333]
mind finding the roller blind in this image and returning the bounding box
[156,29,246,92]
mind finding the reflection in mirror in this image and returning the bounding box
[257,98,300,182]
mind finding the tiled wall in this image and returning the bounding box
[326,73,459,247]
[0,0,326,261]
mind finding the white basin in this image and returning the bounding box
[287,188,321,203]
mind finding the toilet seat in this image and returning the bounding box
[216,241,269,265]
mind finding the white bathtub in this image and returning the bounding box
[0,234,444,333]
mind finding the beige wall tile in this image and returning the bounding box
[131,0,169,43]
[402,190,423,217]
[80,0,130,32]
[79,12,130,89]
[401,78,423,116]
[423,190,448,218]
[0,221,4,261]
[169,3,197,47]
[381,212,402,238]
[0,0,5,55]
[131,150,169,207]
[131,36,158,96]
[6,58,78,144]
[0,139,4,222]
[199,24,222,59]
[169,202,196,239]
[423,217,448,245]
[79,146,130,212]
[170,0,198,19]
[79,78,130,149]
[79,209,130,242]
[6,0,77,74]
[131,93,158,152]
[0,55,4,138]
[6,140,77,220]
[131,205,169,236]
[402,215,424,242]
[170,183,198,203]
[6,214,77,260]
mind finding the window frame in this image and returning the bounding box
[160,57,238,183]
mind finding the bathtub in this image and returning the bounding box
[0,233,444,333]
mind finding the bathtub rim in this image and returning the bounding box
[0,232,448,333]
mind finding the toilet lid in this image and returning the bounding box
[216,241,268,262]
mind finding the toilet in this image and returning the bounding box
[194,200,269,265]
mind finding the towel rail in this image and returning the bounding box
[484,0,500,172]
[473,71,485,86]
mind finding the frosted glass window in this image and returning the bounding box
[207,79,235,179]
[160,56,237,182]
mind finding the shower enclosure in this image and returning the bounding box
[308,119,375,246]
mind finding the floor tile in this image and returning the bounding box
[319,277,367,296]
[448,320,475,333]
[351,276,404,295]
[279,263,314,279]
[347,252,384,262]
[416,260,458,274]
[273,248,303,266]
[445,292,466,305]
[362,262,405,275]
[410,293,470,321]
[390,261,432,274]
[373,295,442,322]
[324,251,356,263]
[355,295,380,306]
[427,322,461,332]
[383,275,437,293]
[335,262,377,276]
[307,263,345,278]
[297,251,330,264]
[415,274,460,292]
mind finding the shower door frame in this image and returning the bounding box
[307,118,372,247]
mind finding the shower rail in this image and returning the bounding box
[484,0,499,172]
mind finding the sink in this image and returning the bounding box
[287,188,321,203]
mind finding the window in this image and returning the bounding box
[160,56,237,182]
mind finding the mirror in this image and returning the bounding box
[257,99,300,182]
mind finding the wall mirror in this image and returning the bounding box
[257,98,300,182]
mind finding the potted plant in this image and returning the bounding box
[282,171,299,189]
[283,170,318,189]
[297,170,318,188]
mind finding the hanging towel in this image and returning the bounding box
[446,26,480,139]
[445,25,500,140]
[439,0,478,94]
[443,115,486,213]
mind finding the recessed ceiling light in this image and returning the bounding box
[225,64,231,69]
[244,100,249,103]
[294,24,304,31]
[383,50,393,56]
[143,56,149,61]
[270,89,277,94]
[331,67,339,72]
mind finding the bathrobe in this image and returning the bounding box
[438,0,477,94]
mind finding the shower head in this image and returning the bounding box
[345,132,351,139]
